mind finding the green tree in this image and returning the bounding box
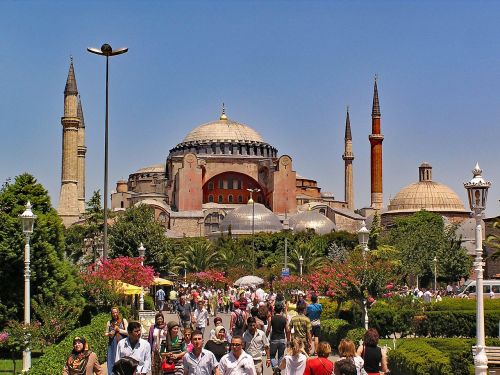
[108,204,174,275]
[173,239,220,272]
[368,212,381,250]
[437,226,473,282]
[0,174,83,324]
[289,241,326,275]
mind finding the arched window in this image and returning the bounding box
[218,195,223,203]
[208,182,214,190]
[238,195,243,203]
[219,180,224,189]
[257,195,262,203]
[120,201,124,208]
[228,195,233,203]
[208,195,214,203]
[319,208,326,215]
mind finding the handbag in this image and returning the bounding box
[161,358,176,372]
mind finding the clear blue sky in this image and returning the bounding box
[1,1,499,217]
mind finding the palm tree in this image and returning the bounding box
[218,241,254,270]
[288,241,327,275]
[173,240,220,272]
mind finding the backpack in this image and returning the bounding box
[234,310,244,329]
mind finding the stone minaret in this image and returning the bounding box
[58,60,81,226]
[342,106,354,209]
[369,77,384,210]
[77,96,86,214]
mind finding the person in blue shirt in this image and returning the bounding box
[306,294,322,356]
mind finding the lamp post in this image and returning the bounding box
[20,201,36,372]
[433,256,438,293]
[96,238,104,271]
[299,255,304,278]
[247,188,261,272]
[358,220,370,330]
[87,43,128,260]
[464,163,491,375]
[138,242,146,311]
[283,211,289,271]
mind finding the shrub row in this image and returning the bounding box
[387,338,500,375]
[369,306,500,338]
[424,298,500,312]
[30,313,109,375]
[320,318,366,350]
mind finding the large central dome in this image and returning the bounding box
[183,113,264,144]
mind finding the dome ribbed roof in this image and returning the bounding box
[289,211,337,234]
[134,164,165,174]
[182,119,264,144]
[219,203,282,233]
[387,181,467,213]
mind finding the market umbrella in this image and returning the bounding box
[152,277,174,286]
[111,280,142,295]
[234,276,264,288]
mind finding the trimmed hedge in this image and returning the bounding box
[387,338,500,375]
[321,318,353,350]
[424,298,500,311]
[30,314,108,375]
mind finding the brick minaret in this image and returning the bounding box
[369,77,384,210]
[342,106,354,209]
[58,60,81,226]
[77,96,86,214]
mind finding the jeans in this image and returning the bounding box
[270,339,286,369]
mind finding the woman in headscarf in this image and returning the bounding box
[105,307,128,375]
[63,336,104,375]
[148,313,166,375]
[159,321,186,375]
[204,326,229,361]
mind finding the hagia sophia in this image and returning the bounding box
[55,60,499,277]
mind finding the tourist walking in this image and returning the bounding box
[63,336,104,375]
[205,326,230,362]
[303,342,333,375]
[112,357,139,375]
[156,287,166,311]
[193,300,210,335]
[230,301,247,337]
[279,338,307,375]
[183,330,220,375]
[306,294,322,355]
[148,313,167,375]
[160,321,186,375]
[105,307,128,375]
[115,321,151,375]
[289,303,312,354]
[335,339,363,375]
[177,296,193,329]
[266,305,289,372]
[356,329,388,375]
[219,336,257,375]
[242,317,270,375]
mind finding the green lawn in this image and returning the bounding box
[0,358,39,374]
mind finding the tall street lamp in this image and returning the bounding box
[464,163,491,375]
[138,242,146,311]
[433,256,438,292]
[20,201,36,372]
[87,43,128,260]
[358,220,370,330]
[299,255,304,278]
[247,188,261,271]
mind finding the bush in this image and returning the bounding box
[321,318,353,350]
[369,306,417,338]
[30,314,108,375]
[346,328,366,346]
[144,295,155,310]
[424,297,500,312]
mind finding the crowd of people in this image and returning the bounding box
[62,284,389,375]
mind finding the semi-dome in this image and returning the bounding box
[387,163,467,213]
[289,210,337,234]
[182,119,264,144]
[219,202,282,234]
[134,164,165,174]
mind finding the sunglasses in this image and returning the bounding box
[230,343,242,347]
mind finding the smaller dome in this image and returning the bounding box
[219,203,282,234]
[134,164,165,174]
[289,210,336,235]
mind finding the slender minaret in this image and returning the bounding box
[369,76,384,210]
[58,59,81,226]
[77,96,86,214]
[342,106,354,209]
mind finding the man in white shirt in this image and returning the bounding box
[219,336,256,375]
[193,300,209,335]
[242,317,270,375]
[423,289,432,303]
[115,321,151,375]
[255,287,265,302]
[183,330,220,375]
